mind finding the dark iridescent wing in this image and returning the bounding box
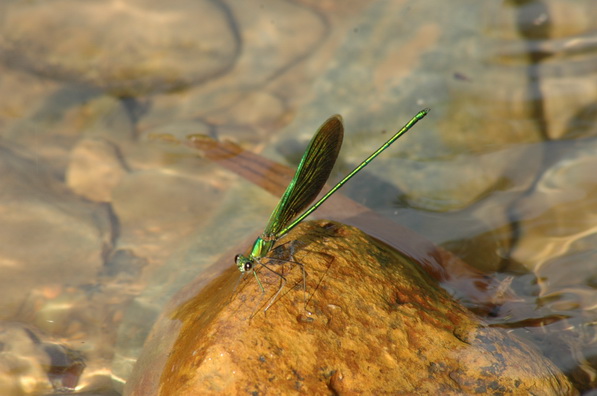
[262,115,344,238]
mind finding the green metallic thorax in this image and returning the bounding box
[249,235,276,261]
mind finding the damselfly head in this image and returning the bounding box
[235,254,253,273]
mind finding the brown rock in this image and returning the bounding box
[125,221,575,395]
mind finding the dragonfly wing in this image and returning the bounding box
[263,115,344,237]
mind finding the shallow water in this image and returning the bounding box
[0,0,596,394]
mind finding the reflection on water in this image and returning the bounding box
[0,0,596,394]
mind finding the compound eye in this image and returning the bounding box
[234,254,240,263]
[244,262,253,271]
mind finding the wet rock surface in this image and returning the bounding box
[126,221,575,395]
